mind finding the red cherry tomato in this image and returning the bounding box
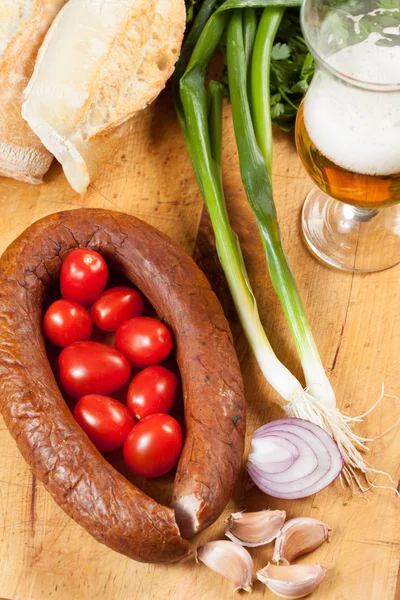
[115,317,172,368]
[74,394,135,452]
[123,414,182,478]
[43,299,92,348]
[90,286,144,332]
[127,366,179,420]
[61,249,108,307]
[59,341,130,399]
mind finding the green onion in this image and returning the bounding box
[251,6,284,177]
[178,10,303,402]
[175,0,393,490]
[227,8,336,408]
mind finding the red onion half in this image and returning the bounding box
[246,418,343,499]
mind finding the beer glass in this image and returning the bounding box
[296,0,400,272]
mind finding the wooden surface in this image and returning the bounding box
[0,89,399,600]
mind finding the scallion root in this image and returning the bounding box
[284,386,399,495]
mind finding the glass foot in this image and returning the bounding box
[301,189,400,273]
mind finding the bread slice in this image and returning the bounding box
[0,1,67,184]
[22,0,186,194]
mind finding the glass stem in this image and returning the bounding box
[343,204,379,223]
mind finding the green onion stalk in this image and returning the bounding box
[227,7,337,410]
[177,6,304,401]
[175,0,389,488]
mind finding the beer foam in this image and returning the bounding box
[304,33,400,176]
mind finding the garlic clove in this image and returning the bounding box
[273,517,331,565]
[196,540,253,592]
[225,509,286,547]
[257,563,326,599]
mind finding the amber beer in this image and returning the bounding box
[295,25,400,211]
[296,103,400,209]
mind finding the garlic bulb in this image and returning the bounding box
[257,563,326,599]
[196,540,253,592]
[225,510,286,547]
[273,517,331,565]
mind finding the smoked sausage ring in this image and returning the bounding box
[0,209,245,563]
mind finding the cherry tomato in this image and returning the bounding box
[43,299,92,348]
[74,394,135,452]
[127,366,179,420]
[123,414,182,478]
[61,249,108,307]
[90,286,144,332]
[115,317,172,368]
[59,341,130,399]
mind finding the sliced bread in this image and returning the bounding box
[22,0,186,194]
[0,0,67,184]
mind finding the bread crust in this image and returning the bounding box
[22,0,186,193]
[0,0,67,184]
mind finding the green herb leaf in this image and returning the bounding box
[268,10,314,129]
[270,92,282,105]
[272,42,291,59]
[290,79,309,94]
[301,53,314,80]
[271,102,286,118]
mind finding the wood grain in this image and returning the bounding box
[0,91,399,600]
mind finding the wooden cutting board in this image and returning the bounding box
[0,89,399,600]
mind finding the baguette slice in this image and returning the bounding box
[22,0,186,194]
[0,0,67,184]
